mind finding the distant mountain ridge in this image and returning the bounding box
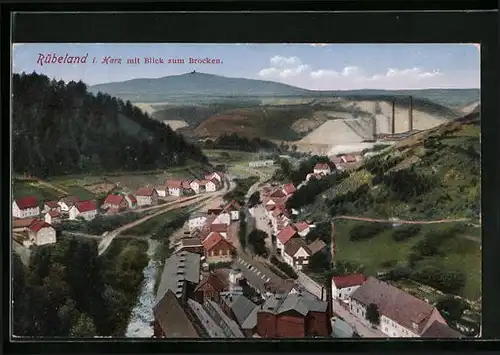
[89,72,480,108]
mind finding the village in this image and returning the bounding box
[147,151,466,339]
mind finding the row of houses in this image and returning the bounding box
[153,250,331,339]
[260,183,327,271]
[331,274,463,338]
[156,171,224,198]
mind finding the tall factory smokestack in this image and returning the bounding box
[391,100,396,135]
[408,96,413,132]
[372,116,377,140]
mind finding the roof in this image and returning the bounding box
[261,291,328,316]
[207,208,222,215]
[269,189,286,198]
[282,183,296,195]
[74,200,97,213]
[220,293,259,326]
[165,180,182,189]
[59,195,79,206]
[284,238,310,257]
[12,217,39,229]
[314,163,330,170]
[47,210,61,218]
[223,200,241,212]
[44,200,59,208]
[195,272,228,293]
[135,187,157,196]
[342,154,356,162]
[294,221,310,232]
[332,274,367,289]
[153,290,200,338]
[277,225,298,245]
[332,318,355,338]
[204,299,245,337]
[179,237,203,247]
[421,320,463,338]
[210,224,227,233]
[202,232,233,252]
[241,305,259,330]
[182,181,192,189]
[104,194,124,205]
[307,239,327,255]
[350,277,436,334]
[155,185,167,191]
[126,194,137,203]
[14,196,39,210]
[198,179,210,186]
[233,258,285,293]
[154,251,201,305]
[28,220,53,233]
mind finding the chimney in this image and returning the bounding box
[408,96,413,132]
[391,100,396,135]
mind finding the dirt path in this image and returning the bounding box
[332,215,471,224]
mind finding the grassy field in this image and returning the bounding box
[333,220,481,301]
[13,179,66,202]
[65,186,95,200]
[203,149,260,164]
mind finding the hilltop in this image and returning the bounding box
[12,72,208,178]
[90,72,479,107]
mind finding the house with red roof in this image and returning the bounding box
[331,274,367,303]
[295,221,314,237]
[213,212,231,226]
[43,200,60,213]
[44,210,62,225]
[202,232,235,263]
[102,194,128,211]
[165,180,183,197]
[68,200,98,221]
[12,217,39,232]
[27,220,56,246]
[209,223,228,239]
[205,172,224,184]
[271,206,291,235]
[190,180,200,194]
[276,225,299,256]
[269,188,286,199]
[313,162,332,176]
[12,196,40,218]
[58,195,80,212]
[135,187,159,206]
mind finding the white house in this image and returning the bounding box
[166,180,183,197]
[124,194,137,209]
[12,196,40,219]
[249,160,274,168]
[43,200,60,213]
[313,163,332,176]
[58,195,80,212]
[349,276,450,338]
[135,187,159,206]
[190,180,200,194]
[44,210,62,225]
[205,172,223,184]
[189,212,208,232]
[27,220,57,246]
[155,185,168,198]
[213,212,231,226]
[223,200,241,221]
[331,274,367,303]
[205,179,217,192]
[69,200,98,221]
[295,221,314,237]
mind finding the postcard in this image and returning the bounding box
[11,43,481,339]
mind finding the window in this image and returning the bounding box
[339,293,342,298]
[384,327,388,332]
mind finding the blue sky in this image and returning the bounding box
[13,43,480,90]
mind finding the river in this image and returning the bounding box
[125,239,160,338]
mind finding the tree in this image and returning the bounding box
[435,295,467,323]
[248,191,260,208]
[366,303,380,327]
[306,251,331,273]
[247,229,268,257]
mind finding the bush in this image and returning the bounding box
[391,225,421,242]
[349,223,391,241]
[409,262,466,294]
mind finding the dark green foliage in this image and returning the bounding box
[224,176,259,205]
[12,237,148,337]
[409,262,466,294]
[332,260,365,276]
[286,173,339,210]
[435,295,468,323]
[304,222,332,244]
[12,72,207,178]
[239,213,247,249]
[391,225,421,242]
[366,303,381,326]
[273,155,336,186]
[380,168,437,202]
[270,256,298,279]
[349,223,391,241]
[306,251,331,273]
[247,229,268,257]
[204,133,278,152]
[58,213,141,235]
